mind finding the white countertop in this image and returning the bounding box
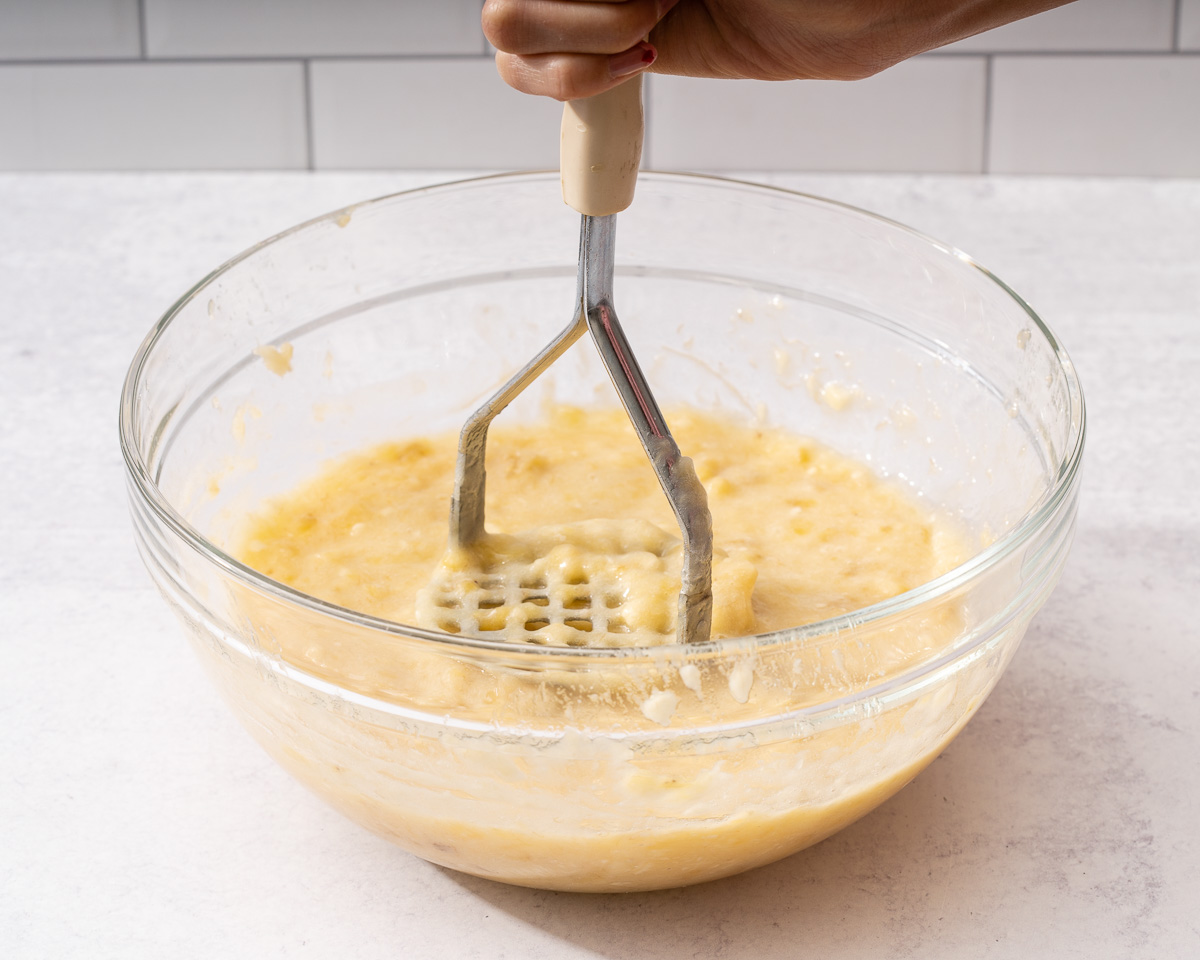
[2,171,1198,958]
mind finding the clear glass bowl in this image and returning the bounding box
[121,173,1084,892]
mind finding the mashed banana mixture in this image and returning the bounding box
[231,406,975,891]
[241,406,960,644]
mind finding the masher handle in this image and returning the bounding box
[560,76,644,217]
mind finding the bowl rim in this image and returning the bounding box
[120,170,1086,667]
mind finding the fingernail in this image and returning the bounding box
[610,41,656,79]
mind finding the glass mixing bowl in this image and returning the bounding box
[121,173,1084,892]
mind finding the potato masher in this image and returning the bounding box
[427,77,713,645]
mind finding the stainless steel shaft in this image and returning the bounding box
[448,214,713,644]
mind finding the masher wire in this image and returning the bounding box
[448,214,713,644]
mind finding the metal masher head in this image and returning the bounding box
[419,213,713,645]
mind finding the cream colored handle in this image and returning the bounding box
[560,75,644,217]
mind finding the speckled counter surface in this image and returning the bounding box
[2,172,1197,958]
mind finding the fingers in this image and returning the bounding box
[495,42,657,100]
[485,0,674,99]
[484,0,662,56]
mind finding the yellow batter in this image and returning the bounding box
[230,405,978,891]
[242,405,959,645]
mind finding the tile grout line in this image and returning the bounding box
[981,55,993,175]
[0,50,1197,69]
[0,53,497,67]
[136,0,148,59]
[924,49,1192,58]
[1173,0,1183,51]
[303,59,316,171]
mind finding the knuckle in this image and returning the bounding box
[543,59,586,101]
[481,0,522,52]
[613,1,660,50]
[493,52,532,95]
[500,54,594,101]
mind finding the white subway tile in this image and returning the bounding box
[0,63,307,170]
[144,0,483,57]
[310,59,560,169]
[939,0,1175,53]
[989,55,1200,175]
[646,58,986,173]
[1181,0,1200,51]
[0,0,140,59]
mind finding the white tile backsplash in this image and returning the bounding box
[1180,0,1200,50]
[310,58,560,169]
[989,55,1200,175]
[939,0,1176,52]
[0,0,141,59]
[0,0,1196,174]
[0,62,307,170]
[647,59,986,173]
[143,0,484,58]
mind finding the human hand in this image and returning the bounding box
[483,0,1074,100]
